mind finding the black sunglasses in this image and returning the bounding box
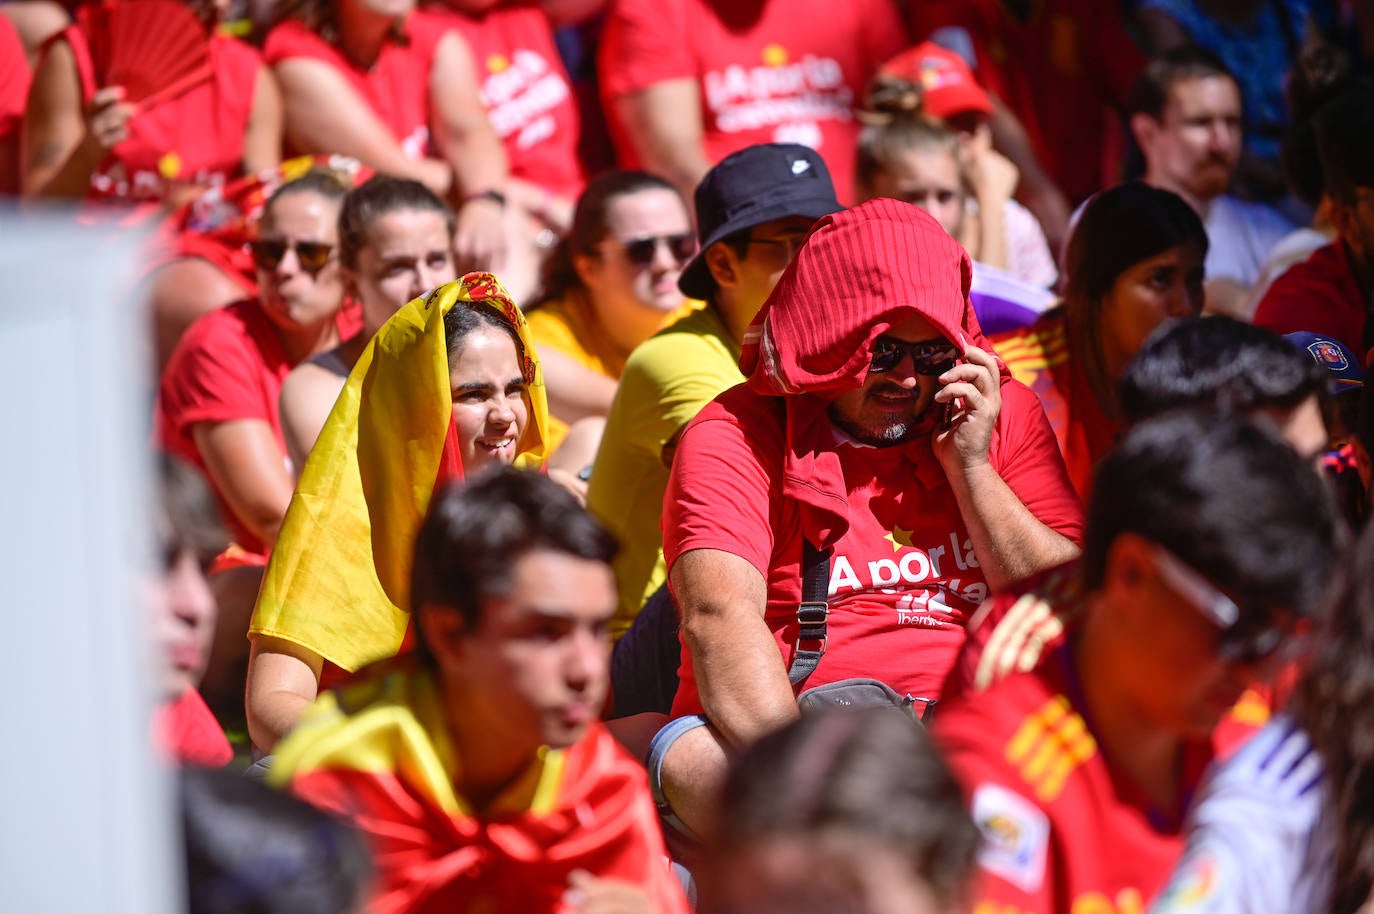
[249,238,336,273]
[869,337,961,376]
[602,233,698,267]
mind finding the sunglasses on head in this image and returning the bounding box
[1150,544,1298,666]
[603,233,698,267]
[869,337,961,376]
[249,238,336,273]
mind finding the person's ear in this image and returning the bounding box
[1101,532,1155,611]
[1130,112,1159,154]
[704,243,737,290]
[417,603,468,667]
[572,251,601,291]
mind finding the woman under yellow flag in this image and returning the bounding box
[244,273,550,752]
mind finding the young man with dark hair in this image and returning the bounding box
[934,410,1343,914]
[1131,47,1296,316]
[1117,316,1331,461]
[1255,79,1374,358]
[270,467,689,914]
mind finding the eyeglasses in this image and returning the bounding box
[600,233,697,267]
[1150,544,1297,666]
[249,238,336,273]
[868,337,961,376]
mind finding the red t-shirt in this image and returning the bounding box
[662,379,1083,718]
[909,0,1145,203]
[426,3,582,199]
[0,15,32,195]
[155,688,233,768]
[1252,241,1366,358]
[993,312,1120,505]
[156,300,295,557]
[264,14,448,159]
[48,28,260,207]
[598,0,909,205]
[934,639,1266,914]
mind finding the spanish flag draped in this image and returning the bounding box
[249,274,550,673]
[270,665,690,914]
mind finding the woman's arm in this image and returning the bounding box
[240,61,283,173]
[246,635,324,752]
[21,39,134,197]
[539,347,620,425]
[278,361,346,475]
[428,29,509,271]
[191,418,296,548]
[272,56,452,194]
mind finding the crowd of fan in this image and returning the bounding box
[8,0,1374,911]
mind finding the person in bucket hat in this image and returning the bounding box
[588,143,842,640]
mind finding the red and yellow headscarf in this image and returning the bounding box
[250,274,549,673]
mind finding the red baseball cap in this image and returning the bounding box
[878,42,994,120]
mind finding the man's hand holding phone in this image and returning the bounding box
[931,344,1001,476]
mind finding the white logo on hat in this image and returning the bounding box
[791,159,811,175]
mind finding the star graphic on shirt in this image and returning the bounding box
[487,54,510,73]
[762,44,788,67]
[885,526,915,552]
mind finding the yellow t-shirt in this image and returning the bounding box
[524,291,699,450]
[585,306,743,638]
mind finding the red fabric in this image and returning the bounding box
[934,634,1264,913]
[46,27,260,208]
[993,313,1120,504]
[155,688,233,767]
[0,16,31,195]
[597,0,908,205]
[264,14,448,159]
[1252,241,1366,357]
[909,0,1146,202]
[878,41,993,119]
[289,722,690,914]
[664,201,1082,717]
[156,300,295,557]
[426,3,582,199]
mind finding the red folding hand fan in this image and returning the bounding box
[77,0,213,109]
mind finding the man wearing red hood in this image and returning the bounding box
[648,198,1084,836]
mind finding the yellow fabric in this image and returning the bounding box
[269,666,566,817]
[524,291,701,451]
[250,274,549,672]
[585,306,744,637]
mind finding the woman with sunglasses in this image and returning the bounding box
[157,167,350,714]
[278,174,457,471]
[246,275,552,752]
[992,182,1209,503]
[524,170,697,462]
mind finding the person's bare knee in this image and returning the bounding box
[659,721,731,839]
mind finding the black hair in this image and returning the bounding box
[1061,182,1208,412]
[1294,524,1374,914]
[532,170,683,306]
[338,175,454,270]
[441,300,524,369]
[1316,78,1374,203]
[1129,46,1237,120]
[1083,410,1341,622]
[261,168,351,231]
[1118,317,1331,423]
[158,453,228,568]
[181,765,372,914]
[710,710,979,912]
[409,466,618,658]
[1281,42,1354,207]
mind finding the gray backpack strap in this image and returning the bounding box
[787,539,831,686]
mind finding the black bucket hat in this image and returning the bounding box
[678,143,842,299]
